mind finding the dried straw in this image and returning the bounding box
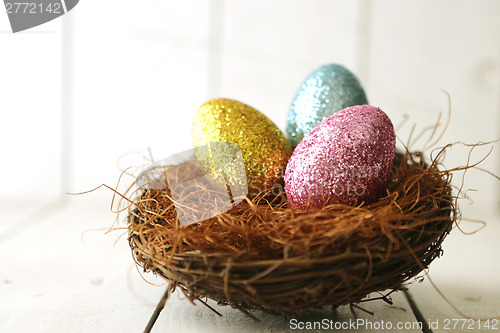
[127,150,453,317]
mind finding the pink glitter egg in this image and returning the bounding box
[284,105,396,209]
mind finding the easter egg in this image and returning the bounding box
[286,64,368,148]
[284,105,395,209]
[193,98,292,197]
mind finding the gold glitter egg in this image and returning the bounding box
[192,98,292,197]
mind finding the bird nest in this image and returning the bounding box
[127,150,454,317]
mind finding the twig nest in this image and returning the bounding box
[128,150,453,317]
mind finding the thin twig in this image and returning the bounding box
[195,296,223,317]
[144,286,171,333]
[358,288,398,305]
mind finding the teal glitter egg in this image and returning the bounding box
[286,64,368,148]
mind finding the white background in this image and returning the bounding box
[1,1,499,332]
[0,0,499,213]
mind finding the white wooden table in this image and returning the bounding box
[1,200,499,333]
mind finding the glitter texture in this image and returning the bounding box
[193,98,292,197]
[286,64,368,148]
[284,105,396,209]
